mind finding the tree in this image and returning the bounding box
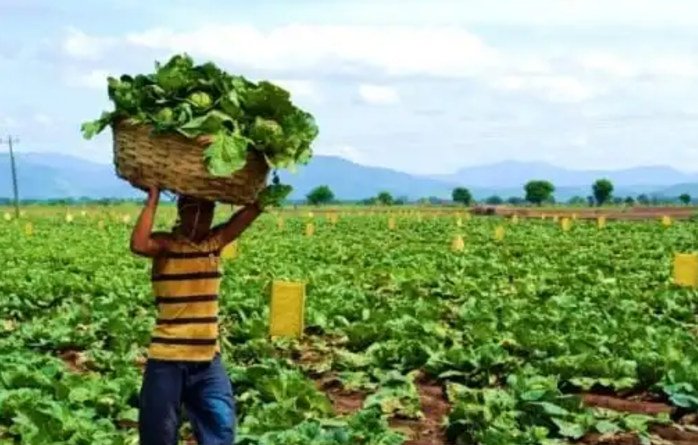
[637,194,650,205]
[524,180,555,206]
[612,196,623,205]
[592,179,614,206]
[507,196,525,205]
[306,185,334,205]
[376,191,394,205]
[485,195,503,205]
[567,196,586,205]
[452,187,473,206]
[680,193,692,205]
[624,196,635,206]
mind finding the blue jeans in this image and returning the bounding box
[138,354,236,445]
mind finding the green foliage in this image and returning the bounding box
[485,195,503,205]
[376,192,394,206]
[567,196,585,206]
[592,179,614,206]
[451,187,472,206]
[306,186,335,206]
[679,193,691,205]
[81,54,319,177]
[2,211,698,444]
[524,180,555,205]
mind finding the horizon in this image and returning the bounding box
[3,1,698,175]
[4,151,698,177]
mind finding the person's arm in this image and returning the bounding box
[130,186,169,257]
[210,203,263,248]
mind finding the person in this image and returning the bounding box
[129,182,288,445]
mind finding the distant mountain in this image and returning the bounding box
[2,153,698,202]
[436,160,698,188]
[0,153,456,201]
[0,153,137,199]
[277,156,454,200]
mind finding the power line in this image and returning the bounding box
[1,135,20,218]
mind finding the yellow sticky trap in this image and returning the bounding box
[269,281,306,338]
[98,220,105,230]
[307,211,314,218]
[19,210,26,217]
[662,216,672,227]
[674,253,698,288]
[305,222,315,236]
[24,223,32,236]
[221,241,237,260]
[388,217,396,230]
[451,235,465,252]
[65,213,74,223]
[329,214,338,225]
[494,226,505,241]
[597,217,606,229]
[81,211,87,217]
[417,214,423,222]
[456,217,463,227]
[572,214,578,221]
[3,213,11,221]
[541,215,546,220]
[464,212,471,220]
[553,215,559,223]
[277,217,285,230]
[511,214,519,224]
[561,218,571,232]
[122,214,131,224]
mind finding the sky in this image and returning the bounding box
[3,0,698,175]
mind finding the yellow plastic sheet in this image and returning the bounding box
[269,281,306,338]
[674,253,698,288]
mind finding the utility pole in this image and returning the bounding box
[1,135,20,218]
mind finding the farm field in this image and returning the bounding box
[3,210,698,444]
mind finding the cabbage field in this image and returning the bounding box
[2,209,698,445]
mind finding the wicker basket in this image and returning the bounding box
[112,121,269,204]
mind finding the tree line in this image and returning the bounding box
[2,179,694,207]
[305,179,695,206]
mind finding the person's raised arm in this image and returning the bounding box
[211,203,263,248]
[130,186,169,257]
[209,177,293,249]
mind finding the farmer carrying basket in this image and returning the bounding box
[82,54,318,445]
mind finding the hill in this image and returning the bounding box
[0,153,456,201]
[436,160,698,188]
[2,152,698,201]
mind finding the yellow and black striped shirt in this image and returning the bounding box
[148,233,225,362]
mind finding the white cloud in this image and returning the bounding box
[0,117,21,129]
[34,114,55,128]
[68,25,515,78]
[492,75,600,103]
[68,69,112,89]
[358,84,399,105]
[270,79,321,102]
[578,52,698,78]
[578,53,637,78]
[62,27,116,60]
[315,145,365,163]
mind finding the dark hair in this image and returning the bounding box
[177,195,215,213]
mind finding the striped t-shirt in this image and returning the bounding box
[148,232,225,362]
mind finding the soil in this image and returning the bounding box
[57,349,89,374]
[314,372,451,445]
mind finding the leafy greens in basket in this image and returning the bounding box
[81,54,319,176]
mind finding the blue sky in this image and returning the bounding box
[3,0,698,174]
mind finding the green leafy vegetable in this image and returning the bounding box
[81,53,319,177]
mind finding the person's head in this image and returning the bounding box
[174,195,215,240]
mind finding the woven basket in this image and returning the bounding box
[112,121,269,204]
